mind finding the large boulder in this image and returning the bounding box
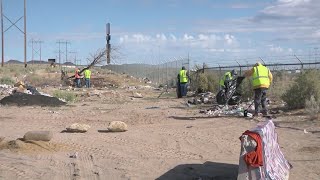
[66,123,91,133]
[23,131,53,141]
[107,121,128,132]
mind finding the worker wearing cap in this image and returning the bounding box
[219,69,238,90]
[245,62,273,117]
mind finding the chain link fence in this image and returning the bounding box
[103,57,190,87]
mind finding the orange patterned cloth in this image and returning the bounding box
[242,130,263,167]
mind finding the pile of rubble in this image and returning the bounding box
[200,102,256,117]
[188,92,215,105]
[0,81,66,107]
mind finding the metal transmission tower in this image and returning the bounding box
[69,51,80,66]
[30,39,43,64]
[106,23,111,64]
[1,0,27,67]
[56,40,70,66]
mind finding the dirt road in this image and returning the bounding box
[0,89,319,180]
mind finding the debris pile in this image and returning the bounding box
[188,92,215,105]
[0,80,67,107]
[200,102,255,117]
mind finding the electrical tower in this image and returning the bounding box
[56,40,70,66]
[1,0,27,67]
[30,39,43,64]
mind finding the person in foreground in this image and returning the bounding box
[245,62,273,117]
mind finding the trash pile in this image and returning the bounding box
[0,81,66,107]
[200,102,255,117]
[188,92,215,105]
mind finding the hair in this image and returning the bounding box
[182,66,186,70]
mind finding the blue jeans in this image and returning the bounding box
[85,78,90,88]
[75,78,81,88]
[180,83,187,96]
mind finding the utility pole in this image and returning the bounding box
[24,0,26,67]
[1,0,3,67]
[1,0,27,67]
[106,22,111,64]
[65,41,70,64]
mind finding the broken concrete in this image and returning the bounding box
[23,131,53,141]
[66,123,91,133]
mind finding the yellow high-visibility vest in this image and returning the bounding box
[219,72,232,87]
[252,64,270,88]
[84,69,91,79]
[179,70,188,83]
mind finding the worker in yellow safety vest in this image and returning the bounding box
[219,69,238,90]
[245,62,273,117]
[178,66,189,97]
[83,68,92,88]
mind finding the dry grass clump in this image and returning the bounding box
[305,95,320,120]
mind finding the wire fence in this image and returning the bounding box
[102,54,320,90]
[103,57,190,86]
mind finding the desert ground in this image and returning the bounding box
[0,78,320,180]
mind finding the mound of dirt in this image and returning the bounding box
[0,139,66,153]
[0,93,66,107]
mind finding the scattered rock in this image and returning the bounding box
[133,92,143,98]
[66,123,91,133]
[23,131,53,141]
[108,121,128,132]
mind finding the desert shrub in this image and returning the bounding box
[282,70,320,109]
[197,73,208,93]
[0,76,15,85]
[206,73,219,93]
[238,78,253,101]
[53,90,77,102]
[192,72,219,93]
[305,95,320,120]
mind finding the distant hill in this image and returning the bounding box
[28,60,50,64]
[63,62,76,66]
[6,60,23,64]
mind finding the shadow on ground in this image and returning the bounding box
[169,116,222,120]
[156,161,238,180]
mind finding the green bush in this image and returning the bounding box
[0,76,15,85]
[53,90,77,102]
[282,70,320,109]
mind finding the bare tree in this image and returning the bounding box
[65,46,122,80]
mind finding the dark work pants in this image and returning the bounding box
[254,88,268,114]
[180,82,187,96]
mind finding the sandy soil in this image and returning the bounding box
[0,88,319,180]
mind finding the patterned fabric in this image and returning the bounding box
[238,120,292,180]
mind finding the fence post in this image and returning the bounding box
[202,63,205,73]
[294,54,303,72]
[236,60,241,75]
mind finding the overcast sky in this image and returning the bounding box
[1,0,320,66]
